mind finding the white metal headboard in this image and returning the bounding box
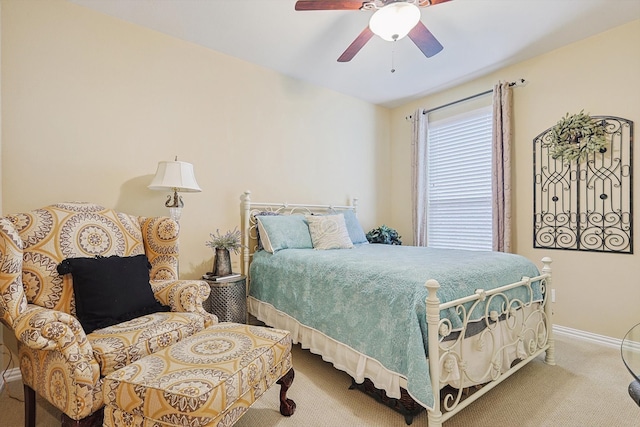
[239,191,358,278]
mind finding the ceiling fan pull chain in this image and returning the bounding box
[391,46,396,73]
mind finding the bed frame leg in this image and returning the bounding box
[277,368,296,416]
[541,257,556,366]
[428,410,443,427]
[545,336,556,366]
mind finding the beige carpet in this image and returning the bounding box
[1,334,638,426]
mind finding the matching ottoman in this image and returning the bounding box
[102,323,296,427]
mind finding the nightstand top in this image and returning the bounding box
[202,273,245,283]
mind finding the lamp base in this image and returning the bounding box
[165,190,184,209]
[168,207,182,222]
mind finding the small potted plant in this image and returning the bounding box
[366,225,402,245]
[205,227,243,277]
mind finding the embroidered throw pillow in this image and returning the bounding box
[306,214,354,250]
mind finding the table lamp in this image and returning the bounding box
[148,158,202,221]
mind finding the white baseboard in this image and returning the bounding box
[4,367,22,382]
[554,324,622,349]
[0,367,22,393]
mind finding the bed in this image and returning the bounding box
[239,191,555,426]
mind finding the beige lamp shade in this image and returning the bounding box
[148,160,202,193]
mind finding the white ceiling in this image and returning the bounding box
[69,0,640,108]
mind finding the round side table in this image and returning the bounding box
[203,275,247,324]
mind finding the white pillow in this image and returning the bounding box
[305,214,354,250]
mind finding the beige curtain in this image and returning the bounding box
[411,108,428,246]
[492,82,513,252]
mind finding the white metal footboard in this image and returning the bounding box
[425,259,554,427]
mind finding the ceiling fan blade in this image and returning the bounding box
[421,0,452,6]
[295,1,365,11]
[337,26,374,62]
[408,21,443,58]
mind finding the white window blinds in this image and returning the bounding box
[426,106,493,250]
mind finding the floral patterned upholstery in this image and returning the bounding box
[103,323,293,427]
[88,312,206,376]
[0,202,217,422]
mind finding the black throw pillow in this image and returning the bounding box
[57,254,170,334]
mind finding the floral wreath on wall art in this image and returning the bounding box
[543,110,607,163]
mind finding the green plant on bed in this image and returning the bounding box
[366,225,402,245]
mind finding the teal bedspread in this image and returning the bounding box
[249,244,541,408]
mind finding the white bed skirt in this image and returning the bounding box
[248,296,409,401]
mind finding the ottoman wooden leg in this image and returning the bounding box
[60,408,103,427]
[276,368,296,416]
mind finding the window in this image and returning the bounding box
[426,106,493,250]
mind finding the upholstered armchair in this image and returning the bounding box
[0,202,217,427]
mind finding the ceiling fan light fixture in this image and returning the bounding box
[369,2,421,42]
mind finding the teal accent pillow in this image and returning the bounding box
[342,210,368,245]
[256,214,313,253]
[253,210,281,250]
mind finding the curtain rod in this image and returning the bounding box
[405,79,526,121]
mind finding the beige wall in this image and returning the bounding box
[390,20,640,339]
[0,0,390,355]
[1,0,390,271]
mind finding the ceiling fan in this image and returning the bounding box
[294,0,451,62]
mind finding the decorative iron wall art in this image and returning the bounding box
[533,115,633,253]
